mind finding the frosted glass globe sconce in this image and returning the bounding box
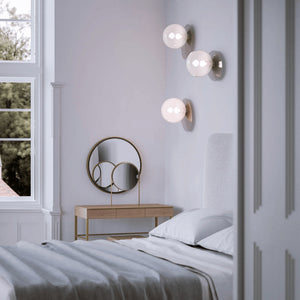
[161,98,192,123]
[163,24,194,59]
[186,50,225,80]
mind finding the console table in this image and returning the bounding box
[74,204,173,241]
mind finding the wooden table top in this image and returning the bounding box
[75,204,173,210]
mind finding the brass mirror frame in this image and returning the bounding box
[86,137,142,195]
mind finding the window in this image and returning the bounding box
[0,0,40,205]
[0,80,33,197]
[0,0,32,61]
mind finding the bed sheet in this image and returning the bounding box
[117,236,233,300]
[0,239,216,300]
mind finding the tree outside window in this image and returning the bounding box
[0,0,32,197]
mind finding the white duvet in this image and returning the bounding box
[117,236,233,300]
[0,237,233,300]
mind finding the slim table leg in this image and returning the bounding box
[155,217,158,227]
[75,216,78,240]
[86,218,89,241]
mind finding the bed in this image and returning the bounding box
[0,133,234,300]
[0,208,233,300]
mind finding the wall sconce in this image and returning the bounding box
[163,24,194,59]
[186,50,225,80]
[161,98,192,123]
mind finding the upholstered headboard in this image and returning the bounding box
[203,133,234,211]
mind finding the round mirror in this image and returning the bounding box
[87,137,142,194]
[112,162,139,191]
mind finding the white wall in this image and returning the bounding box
[0,0,238,245]
[0,212,44,245]
[54,0,166,241]
[163,0,238,212]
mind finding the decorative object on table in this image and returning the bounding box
[87,137,142,205]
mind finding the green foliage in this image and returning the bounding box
[0,83,31,196]
[1,141,31,196]
[0,1,31,196]
[0,82,30,108]
[0,26,30,61]
[0,0,30,61]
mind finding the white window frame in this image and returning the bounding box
[0,0,42,209]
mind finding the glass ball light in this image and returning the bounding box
[186,50,213,76]
[161,98,186,123]
[163,24,187,49]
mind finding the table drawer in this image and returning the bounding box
[145,208,173,217]
[87,209,116,219]
[116,209,145,218]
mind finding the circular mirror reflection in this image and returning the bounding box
[112,163,139,191]
[87,137,142,194]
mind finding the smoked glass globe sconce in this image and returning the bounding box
[163,24,194,59]
[161,98,192,123]
[186,50,225,80]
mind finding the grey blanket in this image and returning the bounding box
[0,240,212,300]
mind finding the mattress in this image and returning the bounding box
[0,237,232,300]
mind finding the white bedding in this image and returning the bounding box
[0,239,215,300]
[117,236,233,300]
[0,237,232,300]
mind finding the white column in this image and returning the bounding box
[42,82,63,240]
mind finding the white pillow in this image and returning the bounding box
[149,208,232,245]
[197,225,234,255]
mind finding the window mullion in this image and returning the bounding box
[0,138,31,142]
[0,19,31,22]
[0,64,40,77]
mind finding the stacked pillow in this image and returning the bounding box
[149,208,234,256]
[197,225,233,256]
